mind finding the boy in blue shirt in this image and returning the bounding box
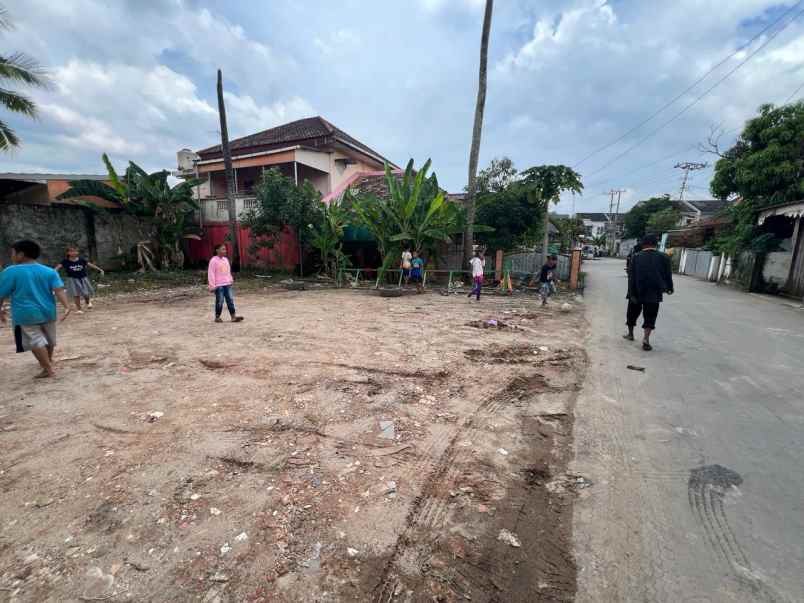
[0,240,73,378]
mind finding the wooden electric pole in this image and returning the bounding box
[217,69,240,271]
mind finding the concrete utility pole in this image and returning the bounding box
[217,69,240,271]
[674,162,707,202]
[606,189,626,255]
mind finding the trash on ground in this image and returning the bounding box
[379,420,395,440]
[146,411,163,422]
[347,547,359,557]
[497,448,509,456]
[626,365,646,372]
[497,529,521,547]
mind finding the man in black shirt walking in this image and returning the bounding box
[625,234,674,351]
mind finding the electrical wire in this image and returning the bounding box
[582,6,804,180]
[573,0,804,169]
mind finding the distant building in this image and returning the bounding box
[575,212,624,239]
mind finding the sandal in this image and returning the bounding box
[642,342,653,351]
[623,333,634,341]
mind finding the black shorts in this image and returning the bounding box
[626,301,660,330]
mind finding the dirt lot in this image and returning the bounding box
[0,284,587,602]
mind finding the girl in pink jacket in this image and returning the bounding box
[207,244,244,323]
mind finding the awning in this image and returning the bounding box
[758,202,804,225]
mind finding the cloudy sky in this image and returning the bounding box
[2,0,804,213]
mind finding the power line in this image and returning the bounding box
[573,0,804,169]
[782,80,804,104]
[585,143,698,190]
[583,6,804,180]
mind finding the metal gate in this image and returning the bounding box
[684,249,713,278]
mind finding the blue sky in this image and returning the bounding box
[2,0,803,214]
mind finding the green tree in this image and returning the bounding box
[553,215,585,252]
[475,181,544,250]
[623,195,673,239]
[519,165,584,256]
[475,156,517,194]
[242,167,322,275]
[646,207,681,234]
[707,102,804,256]
[309,199,350,279]
[0,6,48,151]
[351,159,459,283]
[57,154,201,269]
[711,102,804,204]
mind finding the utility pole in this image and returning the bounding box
[606,188,626,255]
[674,162,707,202]
[217,69,240,271]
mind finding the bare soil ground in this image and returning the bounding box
[0,285,587,602]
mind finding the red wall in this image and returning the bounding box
[187,224,299,271]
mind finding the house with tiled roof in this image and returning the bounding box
[176,116,398,268]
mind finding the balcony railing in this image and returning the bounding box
[195,195,258,223]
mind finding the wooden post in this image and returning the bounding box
[495,249,503,282]
[569,249,582,290]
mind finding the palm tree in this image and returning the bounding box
[0,6,48,151]
[520,165,584,256]
[463,0,494,265]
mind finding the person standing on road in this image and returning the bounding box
[208,244,244,324]
[468,250,485,301]
[0,240,73,378]
[625,234,673,351]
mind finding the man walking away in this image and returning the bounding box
[468,250,485,301]
[625,234,673,351]
[0,240,73,378]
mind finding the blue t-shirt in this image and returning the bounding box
[0,263,64,326]
[411,258,424,272]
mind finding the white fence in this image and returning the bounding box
[678,248,728,282]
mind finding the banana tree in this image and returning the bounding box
[351,159,460,284]
[309,198,351,280]
[57,154,202,269]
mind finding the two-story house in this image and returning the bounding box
[177,116,398,268]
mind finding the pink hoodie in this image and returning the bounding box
[208,256,234,289]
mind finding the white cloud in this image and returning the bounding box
[2,0,803,215]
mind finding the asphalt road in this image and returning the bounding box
[572,258,804,603]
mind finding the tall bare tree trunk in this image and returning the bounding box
[217,69,240,271]
[463,0,494,266]
[542,200,551,258]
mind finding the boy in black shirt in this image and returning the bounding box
[55,246,105,312]
[539,255,558,306]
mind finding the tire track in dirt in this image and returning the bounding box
[370,369,554,602]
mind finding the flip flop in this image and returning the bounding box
[642,342,653,351]
[232,316,244,323]
[623,334,634,341]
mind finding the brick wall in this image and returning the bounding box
[0,203,154,269]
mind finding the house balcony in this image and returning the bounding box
[195,193,258,225]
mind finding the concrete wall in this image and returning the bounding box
[762,251,792,288]
[0,202,154,269]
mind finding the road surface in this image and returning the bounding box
[573,258,803,603]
